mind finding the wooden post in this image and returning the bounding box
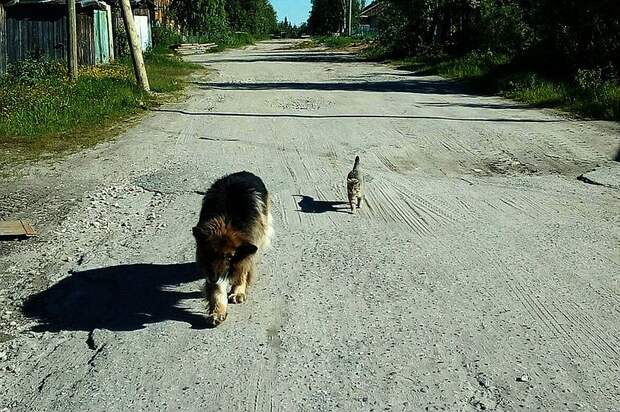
[347,0,353,36]
[67,0,78,79]
[119,0,150,92]
[105,3,115,62]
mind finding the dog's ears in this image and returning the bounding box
[192,226,208,240]
[234,243,258,261]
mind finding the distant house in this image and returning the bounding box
[152,0,170,25]
[0,0,114,74]
[359,1,384,34]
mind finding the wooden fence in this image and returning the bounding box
[1,3,96,71]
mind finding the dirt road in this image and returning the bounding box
[1,40,619,411]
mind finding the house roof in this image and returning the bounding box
[360,1,384,18]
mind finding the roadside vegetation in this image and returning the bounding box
[365,0,620,120]
[167,0,277,50]
[314,35,355,49]
[275,18,308,39]
[307,0,363,34]
[382,52,620,120]
[0,52,200,165]
[0,0,283,166]
[152,25,259,54]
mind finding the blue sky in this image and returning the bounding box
[270,0,312,26]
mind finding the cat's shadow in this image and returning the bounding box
[294,195,350,214]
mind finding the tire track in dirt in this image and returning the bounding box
[376,152,400,174]
[555,126,607,163]
[272,143,304,229]
[365,180,431,237]
[247,252,289,412]
[453,186,558,223]
[484,254,585,360]
[557,301,620,363]
[271,192,289,229]
[466,245,581,359]
[485,248,620,365]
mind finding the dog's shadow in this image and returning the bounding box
[295,195,350,214]
[22,263,211,332]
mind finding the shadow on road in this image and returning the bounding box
[295,195,350,214]
[22,263,210,332]
[153,108,563,123]
[197,78,467,95]
[419,101,531,110]
[195,51,359,64]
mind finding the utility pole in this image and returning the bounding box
[119,0,150,92]
[348,0,353,36]
[67,0,78,80]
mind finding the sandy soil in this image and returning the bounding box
[0,39,619,411]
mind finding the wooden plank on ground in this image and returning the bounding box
[0,220,38,238]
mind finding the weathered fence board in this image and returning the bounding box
[0,3,7,74]
[0,220,38,238]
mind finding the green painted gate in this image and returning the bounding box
[93,10,110,64]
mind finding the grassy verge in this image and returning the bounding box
[210,32,258,52]
[381,51,620,121]
[313,35,373,49]
[0,52,201,167]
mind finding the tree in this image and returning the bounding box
[276,19,307,38]
[225,0,277,35]
[170,0,277,38]
[377,0,620,77]
[308,0,361,35]
[170,0,229,36]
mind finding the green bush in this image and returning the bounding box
[6,57,66,84]
[152,25,183,52]
[478,0,532,54]
[315,35,354,48]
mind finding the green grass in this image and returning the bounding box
[387,51,620,121]
[313,35,375,49]
[314,35,355,48]
[140,52,200,92]
[0,52,201,166]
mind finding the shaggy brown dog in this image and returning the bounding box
[193,171,273,327]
